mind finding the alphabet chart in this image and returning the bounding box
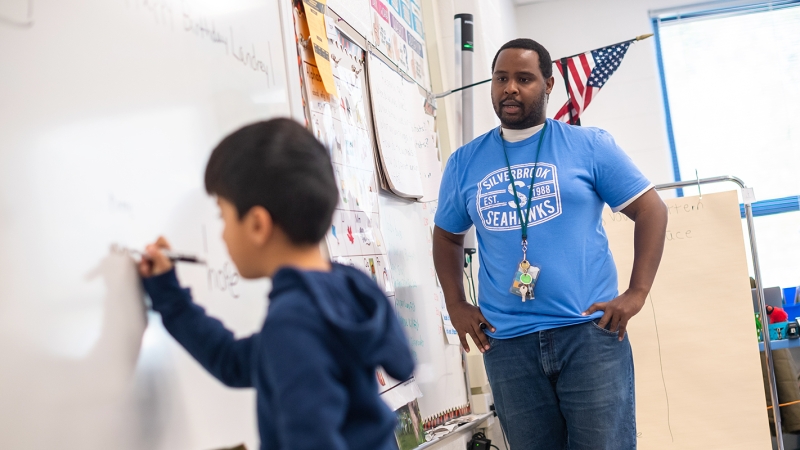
[368,0,428,88]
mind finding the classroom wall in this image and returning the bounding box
[423,0,518,161]
[514,0,689,185]
[419,8,514,447]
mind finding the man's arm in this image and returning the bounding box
[433,226,495,353]
[584,188,668,340]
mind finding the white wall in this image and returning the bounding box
[514,0,691,185]
[423,0,518,160]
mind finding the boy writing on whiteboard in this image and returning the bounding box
[138,119,414,450]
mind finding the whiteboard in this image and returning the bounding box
[604,191,771,449]
[0,0,293,448]
[379,195,468,420]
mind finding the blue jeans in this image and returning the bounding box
[484,319,636,450]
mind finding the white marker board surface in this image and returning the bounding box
[379,194,468,419]
[604,191,771,449]
[0,1,292,448]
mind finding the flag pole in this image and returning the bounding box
[559,34,653,60]
[432,34,654,99]
[433,78,491,99]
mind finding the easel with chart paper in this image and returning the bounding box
[604,179,777,449]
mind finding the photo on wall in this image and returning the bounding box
[395,399,426,450]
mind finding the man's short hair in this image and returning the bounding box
[204,118,338,245]
[491,38,553,79]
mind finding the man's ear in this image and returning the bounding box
[243,206,273,246]
[546,76,555,95]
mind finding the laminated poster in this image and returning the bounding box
[369,0,428,87]
[303,0,338,96]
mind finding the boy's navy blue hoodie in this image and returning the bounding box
[142,263,415,450]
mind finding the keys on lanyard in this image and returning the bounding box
[509,242,541,302]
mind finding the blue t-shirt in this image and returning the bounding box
[435,119,652,339]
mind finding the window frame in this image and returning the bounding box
[651,0,800,216]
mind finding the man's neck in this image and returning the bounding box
[501,121,545,143]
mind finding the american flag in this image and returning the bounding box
[553,41,632,125]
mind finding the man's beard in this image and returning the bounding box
[494,91,547,129]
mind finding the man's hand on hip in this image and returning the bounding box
[588,189,666,341]
[448,301,495,353]
[583,289,647,341]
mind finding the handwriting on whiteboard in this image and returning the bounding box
[110,244,241,299]
[207,262,240,299]
[123,0,276,85]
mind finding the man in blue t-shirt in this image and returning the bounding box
[433,39,668,449]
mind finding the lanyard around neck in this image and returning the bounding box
[500,121,547,243]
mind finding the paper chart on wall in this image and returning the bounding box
[299,24,421,407]
[413,100,442,202]
[368,0,428,88]
[368,52,424,199]
[300,26,387,280]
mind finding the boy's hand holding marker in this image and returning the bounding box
[135,237,205,276]
[137,236,174,278]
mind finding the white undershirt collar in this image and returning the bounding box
[501,123,545,143]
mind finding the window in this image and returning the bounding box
[653,1,800,289]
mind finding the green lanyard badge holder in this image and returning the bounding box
[501,122,547,302]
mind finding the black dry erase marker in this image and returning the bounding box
[162,250,207,265]
[131,248,206,265]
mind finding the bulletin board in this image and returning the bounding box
[295,0,464,423]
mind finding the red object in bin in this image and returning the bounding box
[766,305,789,324]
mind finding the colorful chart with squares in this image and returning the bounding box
[301,24,397,297]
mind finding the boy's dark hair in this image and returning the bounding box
[491,38,553,79]
[204,118,338,245]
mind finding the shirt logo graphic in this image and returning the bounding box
[476,163,561,231]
